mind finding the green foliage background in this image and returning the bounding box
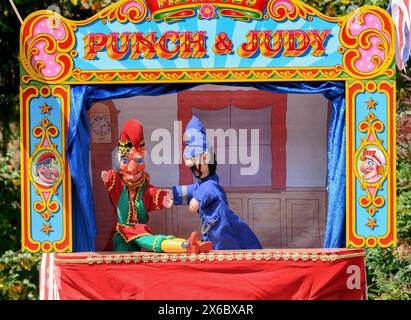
[0,0,409,300]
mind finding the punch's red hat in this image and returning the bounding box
[37,152,56,164]
[118,119,145,154]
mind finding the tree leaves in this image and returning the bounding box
[0,250,40,300]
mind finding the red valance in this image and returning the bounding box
[40,248,366,300]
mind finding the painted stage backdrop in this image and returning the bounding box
[20,0,396,252]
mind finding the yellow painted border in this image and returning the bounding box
[378,81,396,248]
[20,87,41,252]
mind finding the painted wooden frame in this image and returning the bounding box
[20,0,396,252]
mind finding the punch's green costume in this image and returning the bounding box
[104,171,173,252]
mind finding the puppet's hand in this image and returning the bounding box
[101,171,109,183]
[162,190,173,208]
[189,198,200,213]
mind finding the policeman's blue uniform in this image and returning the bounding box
[172,116,262,250]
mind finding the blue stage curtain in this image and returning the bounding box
[68,82,345,251]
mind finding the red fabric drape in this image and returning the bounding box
[47,249,366,300]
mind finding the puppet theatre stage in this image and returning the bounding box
[20,0,397,301]
[40,248,366,300]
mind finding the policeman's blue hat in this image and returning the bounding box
[183,116,207,159]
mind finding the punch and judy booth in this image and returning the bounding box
[20,0,396,299]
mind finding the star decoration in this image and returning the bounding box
[366,218,378,231]
[40,211,54,222]
[366,98,377,110]
[41,223,53,235]
[39,102,52,115]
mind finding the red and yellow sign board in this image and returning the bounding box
[147,0,268,22]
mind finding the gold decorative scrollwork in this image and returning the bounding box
[339,6,395,79]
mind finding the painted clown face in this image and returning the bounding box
[359,148,385,183]
[35,159,59,187]
[119,148,145,185]
[360,159,380,182]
